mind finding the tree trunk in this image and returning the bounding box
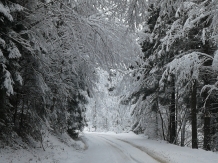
[13,102,18,126]
[158,110,166,140]
[170,76,176,144]
[181,116,187,147]
[203,111,211,150]
[0,89,6,122]
[155,110,158,138]
[191,80,198,149]
[168,116,171,142]
[13,94,19,126]
[19,97,25,134]
[201,41,213,151]
[154,97,159,138]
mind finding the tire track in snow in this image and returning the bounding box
[117,139,170,163]
[97,136,143,163]
[97,135,157,163]
[82,133,133,163]
[99,138,134,162]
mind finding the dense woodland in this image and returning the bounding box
[0,0,218,153]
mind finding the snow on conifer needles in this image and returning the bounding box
[1,0,218,157]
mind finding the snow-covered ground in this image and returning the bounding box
[1,131,218,163]
[0,133,85,163]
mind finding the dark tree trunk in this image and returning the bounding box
[158,110,166,140]
[201,40,214,151]
[181,119,186,147]
[202,51,212,151]
[170,89,176,144]
[191,80,198,149]
[169,76,176,144]
[202,82,212,151]
[13,94,19,126]
[0,89,6,121]
[13,105,18,125]
[203,111,211,150]
[181,108,188,147]
[168,116,171,142]
[19,98,25,134]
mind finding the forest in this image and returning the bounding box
[0,0,218,157]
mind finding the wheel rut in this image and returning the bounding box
[97,135,159,163]
[117,138,170,163]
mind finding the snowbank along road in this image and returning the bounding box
[79,132,161,163]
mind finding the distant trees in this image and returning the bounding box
[85,68,132,133]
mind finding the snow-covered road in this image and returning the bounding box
[79,132,160,163]
[1,131,218,163]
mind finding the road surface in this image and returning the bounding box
[79,132,160,163]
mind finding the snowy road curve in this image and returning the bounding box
[79,133,160,163]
